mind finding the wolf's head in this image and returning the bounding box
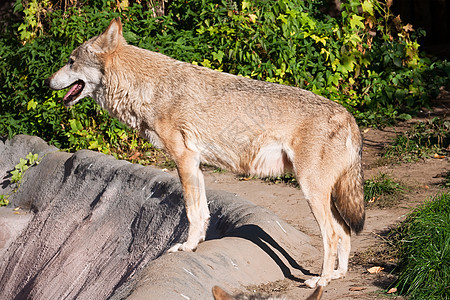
[45,18,126,107]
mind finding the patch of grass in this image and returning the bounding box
[262,173,298,187]
[384,118,449,163]
[364,173,405,208]
[212,167,227,174]
[199,165,230,174]
[393,192,450,299]
[159,156,177,170]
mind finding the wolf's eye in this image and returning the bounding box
[68,58,75,66]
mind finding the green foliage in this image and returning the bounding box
[0,152,40,206]
[14,0,50,42]
[0,194,9,206]
[10,152,39,183]
[393,192,450,299]
[0,0,449,162]
[384,117,449,162]
[364,173,404,207]
[0,2,158,163]
[212,167,228,174]
[264,173,298,187]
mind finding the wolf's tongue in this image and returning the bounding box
[63,82,83,102]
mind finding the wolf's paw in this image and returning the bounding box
[304,276,320,288]
[304,276,329,288]
[332,269,346,279]
[167,242,197,253]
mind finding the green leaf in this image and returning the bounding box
[361,0,374,16]
[337,55,356,74]
[212,50,224,63]
[393,57,403,67]
[26,152,39,164]
[242,0,251,11]
[88,140,99,150]
[15,158,28,171]
[11,169,22,183]
[349,15,365,30]
[27,99,37,110]
[310,34,327,46]
[398,113,412,121]
[69,119,83,132]
[123,31,138,44]
[0,194,10,206]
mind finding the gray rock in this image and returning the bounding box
[0,135,317,300]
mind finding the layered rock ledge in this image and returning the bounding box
[0,135,317,299]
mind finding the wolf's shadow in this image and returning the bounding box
[208,223,316,282]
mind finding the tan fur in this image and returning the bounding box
[212,286,288,300]
[212,286,235,300]
[45,18,365,288]
[305,286,323,300]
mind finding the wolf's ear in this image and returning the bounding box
[212,286,234,300]
[91,18,125,54]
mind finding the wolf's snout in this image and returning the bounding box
[44,77,51,88]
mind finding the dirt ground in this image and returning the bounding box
[189,94,449,299]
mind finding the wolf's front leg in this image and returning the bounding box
[168,152,210,252]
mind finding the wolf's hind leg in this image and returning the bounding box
[303,191,339,288]
[331,207,351,279]
[302,183,353,287]
[297,172,339,288]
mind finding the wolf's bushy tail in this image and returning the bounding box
[332,156,365,233]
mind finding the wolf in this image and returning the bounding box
[45,18,365,288]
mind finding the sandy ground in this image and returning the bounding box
[184,99,449,299]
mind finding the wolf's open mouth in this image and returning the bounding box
[63,80,85,104]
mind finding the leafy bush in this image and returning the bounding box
[393,192,449,299]
[0,2,157,162]
[0,0,449,159]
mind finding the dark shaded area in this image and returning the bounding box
[229,224,314,280]
[392,0,450,58]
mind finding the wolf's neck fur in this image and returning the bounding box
[99,44,161,134]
